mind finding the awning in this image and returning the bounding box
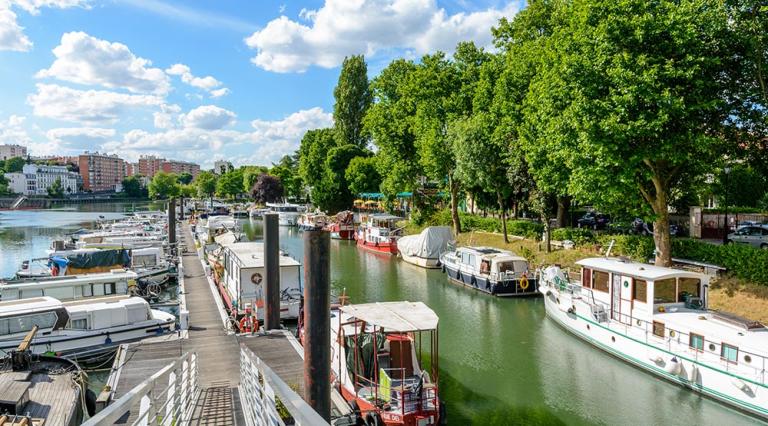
[340,301,439,332]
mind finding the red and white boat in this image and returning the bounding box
[331,301,444,425]
[327,210,355,240]
[355,214,402,255]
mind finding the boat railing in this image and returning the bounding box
[355,368,438,418]
[82,351,199,426]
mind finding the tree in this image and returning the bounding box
[345,156,381,195]
[177,172,193,185]
[195,171,217,200]
[270,155,303,199]
[121,176,145,198]
[0,174,10,196]
[3,157,24,173]
[148,172,181,200]
[242,165,269,194]
[216,167,244,199]
[47,177,64,198]
[313,145,366,212]
[298,128,337,191]
[179,183,197,198]
[251,173,284,203]
[334,55,372,148]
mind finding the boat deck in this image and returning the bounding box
[0,366,80,426]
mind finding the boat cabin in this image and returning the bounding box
[0,297,69,338]
[0,270,138,303]
[363,214,401,236]
[266,202,302,213]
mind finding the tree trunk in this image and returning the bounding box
[652,191,671,267]
[470,191,476,215]
[556,195,571,228]
[512,201,518,219]
[449,175,461,235]
[543,216,551,253]
[498,191,508,243]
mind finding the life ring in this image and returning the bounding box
[520,274,529,291]
[239,316,255,333]
[251,272,263,285]
[51,264,59,277]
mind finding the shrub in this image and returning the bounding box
[415,209,543,238]
[551,227,596,246]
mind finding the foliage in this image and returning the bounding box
[550,228,597,246]
[344,156,380,195]
[419,209,544,238]
[313,145,366,213]
[148,172,180,200]
[298,128,336,191]
[242,166,269,194]
[710,164,768,209]
[270,155,302,199]
[216,167,244,199]
[0,174,10,196]
[121,176,146,198]
[195,171,217,199]
[2,157,24,173]
[46,177,63,198]
[179,183,196,198]
[333,55,372,148]
[177,172,193,185]
[251,173,284,203]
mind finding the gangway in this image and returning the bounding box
[10,195,26,209]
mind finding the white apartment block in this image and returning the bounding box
[7,164,80,196]
[0,144,27,160]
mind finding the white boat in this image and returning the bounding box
[397,226,453,268]
[1,270,140,302]
[298,212,329,231]
[249,207,269,219]
[538,257,768,421]
[439,247,537,296]
[266,202,304,226]
[0,296,176,355]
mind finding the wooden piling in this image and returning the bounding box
[263,213,281,330]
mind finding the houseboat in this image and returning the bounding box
[398,226,453,268]
[1,270,139,302]
[214,241,302,326]
[439,247,537,296]
[355,214,402,255]
[327,210,355,240]
[0,296,176,355]
[266,202,305,226]
[330,301,444,425]
[538,257,768,421]
[298,212,329,231]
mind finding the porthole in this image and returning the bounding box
[611,336,616,343]
[709,343,716,351]
[670,330,676,338]
[636,319,642,326]
[744,355,752,364]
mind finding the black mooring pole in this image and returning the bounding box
[303,229,331,421]
[179,196,184,220]
[167,198,176,254]
[264,213,281,330]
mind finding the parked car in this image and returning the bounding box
[577,212,610,230]
[727,226,768,249]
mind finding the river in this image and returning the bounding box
[0,205,760,425]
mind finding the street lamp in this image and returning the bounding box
[722,166,731,245]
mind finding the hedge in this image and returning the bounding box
[421,209,544,239]
[551,227,597,246]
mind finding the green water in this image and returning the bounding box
[0,207,762,425]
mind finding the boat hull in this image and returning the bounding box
[356,238,398,255]
[400,252,440,269]
[443,264,538,296]
[541,289,768,421]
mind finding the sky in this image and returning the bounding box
[0,0,522,168]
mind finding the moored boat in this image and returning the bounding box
[397,226,453,268]
[327,210,355,240]
[266,202,304,226]
[355,214,402,255]
[298,211,329,231]
[538,257,768,421]
[439,247,537,296]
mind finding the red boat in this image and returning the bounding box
[355,214,402,255]
[327,210,355,240]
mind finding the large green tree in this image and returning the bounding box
[216,167,245,199]
[121,176,145,198]
[345,156,381,195]
[195,171,217,200]
[177,172,193,185]
[47,177,64,198]
[270,155,303,200]
[3,157,24,173]
[148,172,181,200]
[334,55,372,148]
[242,165,269,194]
[298,128,337,191]
[313,145,366,213]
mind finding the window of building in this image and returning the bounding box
[653,278,677,303]
[582,268,592,288]
[689,333,704,351]
[652,321,665,338]
[633,279,647,303]
[677,278,700,301]
[721,344,738,363]
[593,271,609,293]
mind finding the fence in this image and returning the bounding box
[239,343,329,426]
[82,351,199,426]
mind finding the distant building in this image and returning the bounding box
[162,160,200,177]
[4,172,27,194]
[0,144,27,160]
[126,162,140,177]
[214,160,232,175]
[78,152,126,192]
[5,164,80,195]
[138,155,200,178]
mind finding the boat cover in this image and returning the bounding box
[340,301,439,332]
[50,249,131,270]
[345,331,385,381]
[397,226,453,260]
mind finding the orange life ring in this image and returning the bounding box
[239,316,255,333]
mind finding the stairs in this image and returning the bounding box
[10,195,26,209]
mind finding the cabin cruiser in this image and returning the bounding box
[1,270,166,301]
[327,210,355,240]
[355,214,402,255]
[249,207,270,220]
[298,212,329,231]
[440,247,537,296]
[266,202,305,226]
[538,257,768,421]
[327,301,444,425]
[0,296,176,355]
[398,227,453,268]
[197,215,237,245]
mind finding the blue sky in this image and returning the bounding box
[0,0,522,168]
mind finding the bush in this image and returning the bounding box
[596,235,656,261]
[551,227,596,246]
[414,209,543,238]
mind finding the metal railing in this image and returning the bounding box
[83,351,199,425]
[239,343,329,426]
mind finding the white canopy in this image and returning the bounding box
[339,301,439,332]
[398,226,453,260]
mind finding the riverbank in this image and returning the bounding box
[455,230,768,324]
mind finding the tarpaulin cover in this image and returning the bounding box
[345,331,385,381]
[61,249,131,269]
[397,226,453,260]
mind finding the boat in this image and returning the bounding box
[538,257,768,421]
[211,241,302,326]
[249,207,269,220]
[232,210,250,219]
[266,202,304,226]
[0,295,176,355]
[327,210,355,240]
[329,301,444,425]
[355,214,402,255]
[298,212,329,231]
[439,247,538,296]
[397,226,453,268]
[0,269,168,301]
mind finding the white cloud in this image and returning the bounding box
[250,107,332,141]
[46,126,115,142]
[153,103,181,130]
[244,0,520,73]
[27,83,164,123]
[0,0,89,52]
[37,32,170,94]
[12,0,89,14]
[166,63,228,97]
[0,114,31,144]
[181,105,236,130]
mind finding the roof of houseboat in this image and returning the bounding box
[458,246,528,261]
[0,297,62,314]
[226,242,301,267]
[214,231,239,246]
[339,301,438,332]
[369,214,402,220]
[2,269,138,287]
[655,310,768,355]
[577,257,708,281]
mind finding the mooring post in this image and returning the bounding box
[167,198,176,255]
[264,213,281,330]
[303,229,331,421]
[179,196,184,220]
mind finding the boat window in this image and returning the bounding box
[592,271,609,293]
[689,333,704,351]
[461,252,470,264]
[633,279,647,303]
[721,344,738,364]
[652,321,665,338]
[70,318,88,329]
[0,319,8,335]
[582,268,592,288]
[480,260,490,274]
[653,278,676,303]
[105,282,116,295]
[677,278,700,302]
[497,261,514,274]
[468,254,477,266]
[8,312,58,334]
[82,284,93,297]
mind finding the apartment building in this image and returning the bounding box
[5,164,80,195]
[0,144,27,160]
[78,152,126,192]
[138,155,200,178]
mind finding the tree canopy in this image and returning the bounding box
[148,172,180,200]
[195,171,217,199]
[345,156,381,195]
[251,173,284,203]
[121,176,146,198]
[334,55,372,148]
